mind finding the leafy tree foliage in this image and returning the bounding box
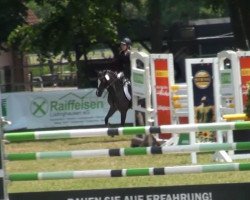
[201,0,250,50]
[9,0,142,55]
[0,0,28,50]
[26,1,56,20]
[226,0,250,49]
[5,0,250,87]
[134,0,229,53]
[8,0,141,87]
[161,0,228,26]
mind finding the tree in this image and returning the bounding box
[133,0,229,53]
[226,0,250,49]
[147,0,163,53]
[8,0,141,88]
[203,0,250,50]
[0,0,28,50]
[9,0,250,88]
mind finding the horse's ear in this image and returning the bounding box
[96,70,102,77]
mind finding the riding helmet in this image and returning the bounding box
[121,37,132,46]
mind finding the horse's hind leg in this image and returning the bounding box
[141,135,160,147]
[105,107,116,126]
[130,137,144,147]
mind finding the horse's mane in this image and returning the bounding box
[106,70,118,77]
[98,70,116,77]
[100,70,125,81]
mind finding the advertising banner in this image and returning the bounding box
[1,89,134,131]
[239,56,250,106]
[233,56,250,151]
[152,58,171,139]
[154,59,171,125]
[9,182,250,200]
[191,63,216,142]
[132,69,147,97]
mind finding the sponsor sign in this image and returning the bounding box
[239,56,250,106]
[234,57,250,152]
[132,70,147,97]
[9,183,250,200]
[153,59,171,138]
[1,89,134,131]
[191,63,216,142]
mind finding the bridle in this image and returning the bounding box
[98,70,119,90]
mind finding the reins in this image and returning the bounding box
[100,71,120,90]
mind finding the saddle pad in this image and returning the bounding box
[123,83,131,101]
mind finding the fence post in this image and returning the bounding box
[0,90,9,200]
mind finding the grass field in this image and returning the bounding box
[5,135,250,193]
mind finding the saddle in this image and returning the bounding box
[117,72,132,101]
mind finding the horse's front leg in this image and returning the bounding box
[120,110,127,127]
[105,107,116,126]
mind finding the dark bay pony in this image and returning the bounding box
[96,70,160,147]
[96,70,132,126]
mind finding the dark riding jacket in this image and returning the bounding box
[117,50,131,80]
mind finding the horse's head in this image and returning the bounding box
[96,70,117,97]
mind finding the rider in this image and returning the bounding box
[117,37,132,80]
[116,37,132,102]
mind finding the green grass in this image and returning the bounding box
[5,136,250,193]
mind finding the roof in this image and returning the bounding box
[25,9,39,25]
[189,17,230,26]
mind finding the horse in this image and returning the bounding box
[96,70,161,147]
[96,70,132,127]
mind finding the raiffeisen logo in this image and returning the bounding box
[30,97,49,117]
[50,92,104,117]
[31,92,104,118]
[50,98,103,111]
